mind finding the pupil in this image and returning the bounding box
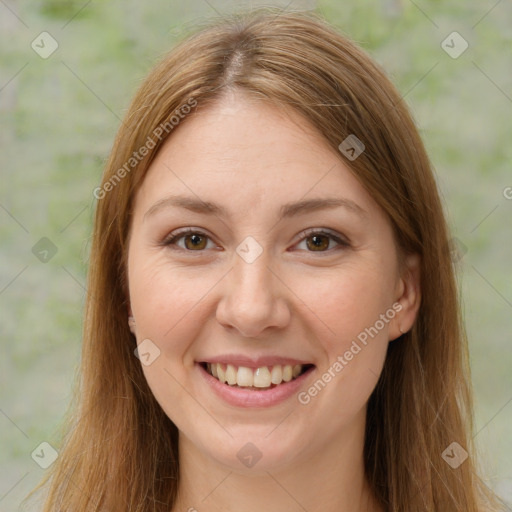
[308,235,328,251]
[186,234,205,250]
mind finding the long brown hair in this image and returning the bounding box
[28,8,506,511]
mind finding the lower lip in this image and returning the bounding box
[196,363,315,408]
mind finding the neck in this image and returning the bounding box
[172,409,382,512]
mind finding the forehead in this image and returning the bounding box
[132,92,379,220]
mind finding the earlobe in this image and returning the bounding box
[390,253,421,341]
[128,315,136,334]
[127,304,136,334]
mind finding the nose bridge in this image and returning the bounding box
[233,234,276,301]
[234,249,274,301]
[216,243,289,337]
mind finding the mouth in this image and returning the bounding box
[199,362,315,391]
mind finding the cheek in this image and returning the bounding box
[297,264,395,401]
[293,270,393,421]
[128,255,217,356]
[127,258,216,424]
[297,262,396,346]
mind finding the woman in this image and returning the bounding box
[29,8,506,512]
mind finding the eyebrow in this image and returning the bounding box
[143,194,368,221]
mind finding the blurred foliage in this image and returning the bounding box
[38,0,91,20]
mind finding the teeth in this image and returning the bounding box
[270,365,282,384]
[225,364,237,385]
[253,367,271,388]
[217,364,226,384]
[237,366,253,387]
[206,363,308,387]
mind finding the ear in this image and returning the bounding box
[389,253,421,341]
[127,304,136,335]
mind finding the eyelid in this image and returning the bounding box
[296,227,350,247]
[160,227,350,252]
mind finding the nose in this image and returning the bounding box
[215,250,291,338]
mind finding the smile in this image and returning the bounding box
[201,362,314,390]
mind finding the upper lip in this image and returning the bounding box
[197,354,315,369]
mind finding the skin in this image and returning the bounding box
[126,89,421,512]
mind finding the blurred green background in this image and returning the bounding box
[1,0,511,510]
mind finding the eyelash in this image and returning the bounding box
[160,227,350,254]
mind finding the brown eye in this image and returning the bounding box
[183,233,207,250]
[296,229,350,253]
[306,234,330,251]
[162,229,214,251]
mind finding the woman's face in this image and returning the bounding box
[127,90,419,473]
